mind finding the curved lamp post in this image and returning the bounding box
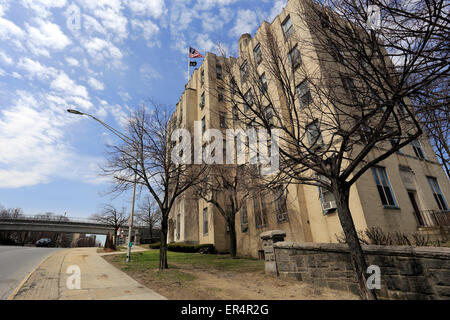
[67,108,137,263]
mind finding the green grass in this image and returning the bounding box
[109,250,264,273]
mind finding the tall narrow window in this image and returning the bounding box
[327,40,346,64]
[200,69,204,85]
[306,121,323,147]
[244,90,253,112]
[259,73,267,92]
[273,186,289,223]
[200,92,205,109]
[232,105,239,125]
[253,43,262,64]
[240,60,248,83]
[371,167,397,207]
[219,111,227,128]
[288,45,302,69]
[411,140,426,160]
[201,116,206,133]
[218,86,224,102]
[240,200,248,232]
[264,106,274,125]
[341,76,359,103]
[203,208,208,235]
[216,64,222,79]
[427,177,448,210]
[296,80,312,108]
[281,15,293,39]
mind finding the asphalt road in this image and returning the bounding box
[0,246,60,299]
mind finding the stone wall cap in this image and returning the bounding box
[260,230,286,240]
[272,242,450,259]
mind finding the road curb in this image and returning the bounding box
[7,250,59,300]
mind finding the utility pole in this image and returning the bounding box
[67,108,138,263]
[126,159,137,263]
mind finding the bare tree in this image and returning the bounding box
[196,164,259,258]
[101,103,206,269]
[136,195,161,241]
[216,0,448,299]
[91,205,128,245]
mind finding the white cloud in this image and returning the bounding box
[0,17,25,41]
[194,0,238,11]
[230,9,258,38]
[0,91,104,188]
[139,63,162,83]
[17,58,58,81]
[0,51,13,65]
[20,0,67,18]
[82,37,124,68]
[11,72,22,79]
[26,18,72,56]
[0,68,5,76]
[83,14,107,36]
[126,0,167,19]
[50,71,90,100]
[87,77,104,90]
[131,19,160,46]
[65,57,79,67]
[267,0,286,22]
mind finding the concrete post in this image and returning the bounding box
[260,230,286,275]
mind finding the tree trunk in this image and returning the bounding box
[159,231,168,270]
[228,216,237,258]
[332,182,377,300]
[149,223,153,241]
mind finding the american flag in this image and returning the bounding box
[189,47,203,58]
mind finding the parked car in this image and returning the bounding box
[35,238,53,247]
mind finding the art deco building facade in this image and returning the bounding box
[168,0,449,258]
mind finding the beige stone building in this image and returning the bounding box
[168,0,449,258]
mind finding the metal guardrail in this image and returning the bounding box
[414,210,450,228]
[0,215,111,226]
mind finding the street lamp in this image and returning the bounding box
[67,108,137,263]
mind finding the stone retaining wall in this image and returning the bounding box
[260,230,450,300]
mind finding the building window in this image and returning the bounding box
[427,177,448,211]
[200,92,205,109]
[259,73,267,93]
[306,120,323,147]
[200,69,204,85]
[219,111,227,128]
[281,15,293,39]
[244,90,253,112]
[288,45,302,69]
[203,208,208,235]
[327,40,346,64]
[254,195,268,228]
[253,43,262,64]
[201,116,206,134]
[240,60,249,83]
[232,105,239,125]
[371,166,398,208]
[264,106,274,125]
[218,86,224,102]
[240,200,248,232]
[176,214,180,240]
[273,186,288,223]
[411,140,426,160]
[341,76,359,103]
[216,64,222,79]
[296,80,312,108]
[319,186,337,213]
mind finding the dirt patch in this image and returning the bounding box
[103,255,359,300]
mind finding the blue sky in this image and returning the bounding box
[0,0,286,218]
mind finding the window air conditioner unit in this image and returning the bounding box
[323,200,337,211]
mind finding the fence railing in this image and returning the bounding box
[414,210,450,228]
[0,215,107,226]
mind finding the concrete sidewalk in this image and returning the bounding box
[11,247,166,300]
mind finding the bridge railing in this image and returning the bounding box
[0,215,111,226]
